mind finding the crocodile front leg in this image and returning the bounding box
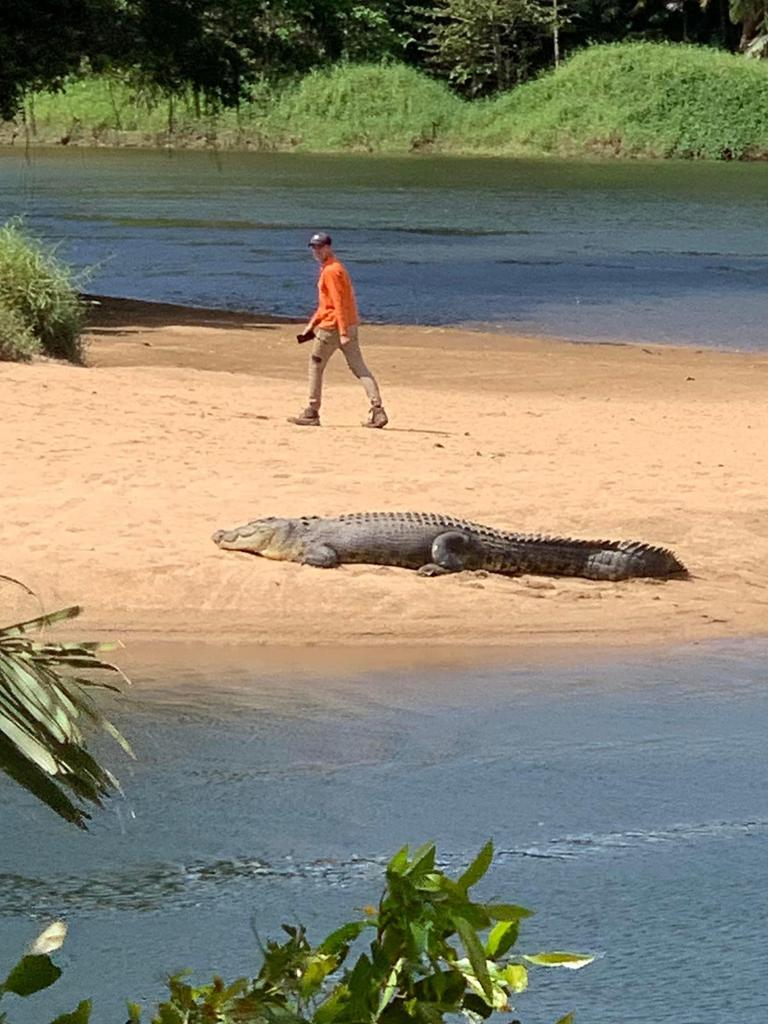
[417,531,478,576]
[301,543,340,568]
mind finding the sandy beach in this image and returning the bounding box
[2,295,767,655]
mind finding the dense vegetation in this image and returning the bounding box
[0,221,87,363]
[1,841,593,1023]
[1,0,763,124]
[467,40,768,157]
[14,42,768,159]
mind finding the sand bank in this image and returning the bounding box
[2,296,767,656]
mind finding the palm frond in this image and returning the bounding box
[0,605,133,829]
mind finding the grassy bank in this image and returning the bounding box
[4,42,768,160]
[471,41,768,159]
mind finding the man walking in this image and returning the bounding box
[289,232,388,428]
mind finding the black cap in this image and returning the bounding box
[308,232,332,248]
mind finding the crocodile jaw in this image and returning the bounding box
[211,519,295,560]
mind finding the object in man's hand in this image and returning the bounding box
[296,329,316,344]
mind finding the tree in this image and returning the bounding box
[722,0,767,48]
[413,0,555,96]
[0,0,126,120]
[0,0,406,123]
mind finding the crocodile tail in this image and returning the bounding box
[584,541,689,581]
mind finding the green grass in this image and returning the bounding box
[470,41,768,160]
[0,221,87,363]
[8,42,768,160]
[261,62,467,152]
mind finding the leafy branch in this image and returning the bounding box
[0,604,133,829]
[125,840,594,1023]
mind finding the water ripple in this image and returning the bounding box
[3,818,766,918]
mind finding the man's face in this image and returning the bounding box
[310,243,330,263]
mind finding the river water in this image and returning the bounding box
[1,147,767,349]
[1,640,767,1023]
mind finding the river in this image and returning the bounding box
[1,640,767,1023]
[1,147,767,349]
[2,147,767,1022]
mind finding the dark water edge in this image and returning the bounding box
[1,636,767,1023]
[2,147,768,351]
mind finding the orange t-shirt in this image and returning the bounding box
[309,257,359,336]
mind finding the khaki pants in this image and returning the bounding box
[307,325,382,411]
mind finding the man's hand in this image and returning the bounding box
[339,334,350,347]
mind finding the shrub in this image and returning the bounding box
[470,42,768,159]
[0,220,87,363]
[0,303,41,361]
[263,62,466,152]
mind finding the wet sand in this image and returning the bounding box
[2,295,767,656]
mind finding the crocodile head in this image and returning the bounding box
[211,516,297,559]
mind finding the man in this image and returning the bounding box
[289,232,388,428]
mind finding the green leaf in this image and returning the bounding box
[217,977,249,1003]
[522,952,595,970]
[375,956,404,1017]
[299,954,336,998]
[0,607,133,828]
[555,1014,575,1024]
[155,1003,185,1024]
[313,985,349,1024]
[0,607,82,637]
[317,919,367,955]
[1,954,62,996]
[387,845,410,876]
[125,1003,142,1022]
[502,963,528,993]
[483,903,533,921]
[458,840,493,891]
[405,842,436,877]
[485,920,519,958]
[50,999,92,1024]
[408,920,432,958]
[455,918,493,1003]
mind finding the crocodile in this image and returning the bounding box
[211,511,688,581]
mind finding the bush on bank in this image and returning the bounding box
[472,41,768,159]
[6,42,768,160]
[0,221,86,363]
[261,62,467,152]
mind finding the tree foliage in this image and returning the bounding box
[0,0,123,120]
[414,0,555,96]
[0,0,761,121]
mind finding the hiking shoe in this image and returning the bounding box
[364,405,388,429]
[287,407,320,426]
